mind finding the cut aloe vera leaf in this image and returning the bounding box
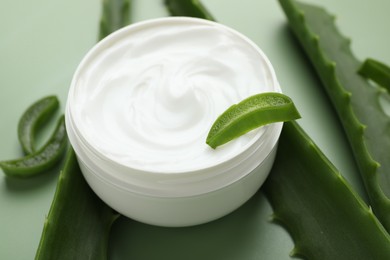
[18,95,59,154]
[35,0,131,258]
[164,0,215,21]
[99,0,131,40]
[264,121,390,259]
[0,116,67,178]
[278,0,390,232]
[358,58,390,92]
[206,92,300,149]
[35,149,119,259]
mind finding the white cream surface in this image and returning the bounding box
[70,18,278,172]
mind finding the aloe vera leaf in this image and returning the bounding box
[99,0,131,40]
[35,0,131,258]
[1,116,67,178]
[206,92,301,149]
[358,58,390,92]
[263,121,390,259]
[17,95,59,154]
[164,0,215,21]
[35,149,119,260]
[278,0,390,232]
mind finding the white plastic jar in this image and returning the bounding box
[65,17,282,227]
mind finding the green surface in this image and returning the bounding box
[0,0,389,259]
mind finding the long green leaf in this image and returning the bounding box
[99,0,131,40]
[35,0,131,258]
[164,0,215,21]
[264,122,390,259]
[278,0,390,232]
[35,149,119,259]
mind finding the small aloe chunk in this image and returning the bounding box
[358,58,390,92]
[1,116,67,178]
[278,0,390,232]
[206,92,300,149]
[17,95,59,154]
[0,96,66,178]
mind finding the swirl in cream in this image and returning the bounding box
[70,18,278,172]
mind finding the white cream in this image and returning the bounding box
[70,18,277,173]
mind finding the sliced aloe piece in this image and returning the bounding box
[17,95,59,154]
[1,116,67,178]
[358,58,390,92]
[206,92,300,149]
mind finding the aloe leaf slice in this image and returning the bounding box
[278,0,390,232]
[264,122,390,259]
[35,149,119,259]
[17,95,59,154]
[1,116,67,178]
[358,58,390,92]
[206,92,300,149]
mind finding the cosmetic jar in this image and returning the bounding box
[65,17,282,227]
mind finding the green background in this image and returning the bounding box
[1,0,389,259]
